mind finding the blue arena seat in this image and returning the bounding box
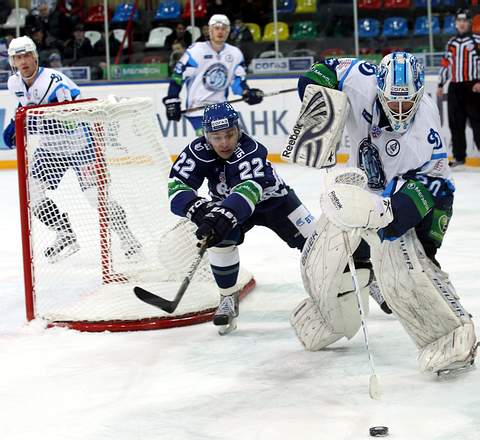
[358,18,381,38]
[443,15,456,35]
[383,17,408,37]
[112,2,139,23]
[154,0,181,21]
[414,16,440,36]
[277,0,295,13]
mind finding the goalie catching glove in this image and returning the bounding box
[195,206,238,248]
[320,168,393,231]
[243,88,264,105]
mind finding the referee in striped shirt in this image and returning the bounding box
[437,9,480,168]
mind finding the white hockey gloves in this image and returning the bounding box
[320,168,393,231]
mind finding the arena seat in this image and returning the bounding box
[112,3,140,24]
[263,22,289,41]
[413,0,441,8]
[85,30,101,46]
[277,0,295,13]
[181,0,207,19]
[0,8,28,29]
[186,25,201,42]
[145,27,173,48]
[413,16,440,36]
[85,4,112,24]
[295,0,317,13]
[154,0,181,21]
[245,23,261,42]
[358,0,382,9]
[473,14,480,34]
[358,18,381,38]
[290,21,318,39]
[443,15,456,35]
[383,17,408,37]
[384,0,411,8]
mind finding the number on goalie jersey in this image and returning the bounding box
[292,52,476,374]
[169,101,314,333]
[5,36,141,263]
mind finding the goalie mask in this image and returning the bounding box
[376,52,425,133]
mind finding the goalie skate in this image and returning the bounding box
[120,231,143,261]
[437,343,478,379]
[214,293,239,335]
[44,231,80,263]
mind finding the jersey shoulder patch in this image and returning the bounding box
[187,136,217,162]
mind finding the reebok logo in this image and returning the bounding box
[328,191,342,210]
[282,123,303,159]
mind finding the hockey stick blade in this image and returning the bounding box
[134,241,208,313]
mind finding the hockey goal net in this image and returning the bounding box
[15,97,255,331]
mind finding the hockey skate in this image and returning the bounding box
[369,281,392,314]
[436,342,478,379]
[213,292,239,335]
[119,230,143,261]
[44,230,80,263]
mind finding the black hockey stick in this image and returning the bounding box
[134,240,209,313]
[181,87,297,114]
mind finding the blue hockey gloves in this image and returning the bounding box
[162,96,182,121]
[196,206,238,247]
[185,197,214,226]
[3,119,15,149]
[243,88,264,105]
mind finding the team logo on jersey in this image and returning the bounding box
[203,63,228,91]
[385,139,400,156]
[358,138,386,190]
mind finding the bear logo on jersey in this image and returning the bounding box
[358,138,386,190]
[203,63,229,91]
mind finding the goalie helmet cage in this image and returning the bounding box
[15,97,255,332]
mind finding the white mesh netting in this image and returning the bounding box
[20,97,253,327]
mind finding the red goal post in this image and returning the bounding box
[15,97,255,332]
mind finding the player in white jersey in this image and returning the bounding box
[162,14,264,135]
[3,36,141,263]
[289,52,477,375]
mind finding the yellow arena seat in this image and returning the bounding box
[262,22,290,41]
[295,0,317,13]
[245,22,262,42]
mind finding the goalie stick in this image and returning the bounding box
[181,88,297,114]
[134,240,208,313]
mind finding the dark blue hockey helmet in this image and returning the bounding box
[202,102,239,133]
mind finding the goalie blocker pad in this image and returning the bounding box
[363,229,477,373]
[290,215,371,351]
[281,84,349,169]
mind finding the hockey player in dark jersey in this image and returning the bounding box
[168,102,315,334]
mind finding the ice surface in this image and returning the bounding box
[1,165,479,440]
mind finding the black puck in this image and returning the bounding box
[369,426,389,437]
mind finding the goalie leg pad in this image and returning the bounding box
[364,229,477,371]
[291,215,370,350]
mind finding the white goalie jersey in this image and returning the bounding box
[331,58,451,192]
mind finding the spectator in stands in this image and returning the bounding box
[63,23,93,62]
[29,26,60,65]
[48,51,62,68]
[0,0,12,25]
[26,2,62,40]
[165,23,193,51]
[0,37,8,70]
[207,0,239,18]
[93,30,121,57]
[228,16,253,47]
[57,0,85,40]
[168,40,186,74]
[196,24,210,42]
[437,9,480,168]
[241,0,269,26]
[30,0,57,15]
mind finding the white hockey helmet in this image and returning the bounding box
[208,14,230,28]
[376,52,425,133]
[8,36,38,68]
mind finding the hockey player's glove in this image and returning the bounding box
[3,119,15,149]
[195,206,238,248]
[162,96,182,121]
[243,88,264,105]
[185,197,214,226]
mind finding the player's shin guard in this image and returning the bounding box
[364,229,477,373]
